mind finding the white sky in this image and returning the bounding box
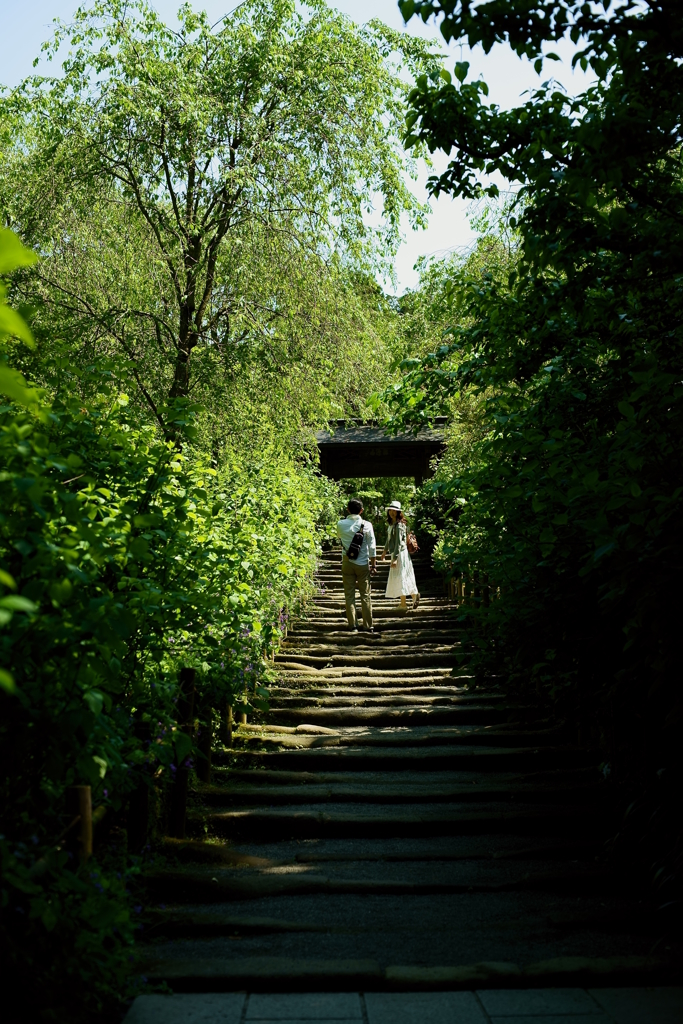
[0,1,592,292]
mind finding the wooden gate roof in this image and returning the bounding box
[316,420,446,483]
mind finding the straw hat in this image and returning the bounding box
[387,500,401,511]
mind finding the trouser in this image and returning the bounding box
[341,556,373,630]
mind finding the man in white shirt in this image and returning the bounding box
[336,499,377,632]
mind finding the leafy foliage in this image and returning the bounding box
[0,228,324,1019]
[2,0,435,427]
[389,0,683,899]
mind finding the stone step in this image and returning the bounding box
[282,639,459,651]
[187,803,605,842]
[284,630,461,645]
[303,606,456,615]
[212,767,600,789]
[268,686,495,698]
[315,598,447,607]
[139,909,335,940]
[290,616,461,630]
[262,707,535,727]
[267,694,509,708]
[215,744,590,773]
[275,653,460,670]
[195,780,603,807]
[138,953,678,991]
[313,593,450,598]
[279,647,460,662]
[292,619,460,632]
[274,663,466,679]
[235,724,560,746]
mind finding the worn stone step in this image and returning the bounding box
[186,802,604,841]
[215,744,590,773]
[224,731,556,753]
[140,909,334,941]
[314,599,447,607]
[275,653,460,670]
[263,707,537,728]
[281,642,459,656]
[234,724,559,747]
[211,766,599,789]
[311,596,450,605]
[138,953,677,992]
[268,695,508,710]
[140,954,385,989]
[195,780,603,807]
[289,618,461,632]
[288,623,461,637]
[301,619,457,630]
[144,864,610,905]
[284,630,460,646]
[268,685,490,698]
[275,670,473,684]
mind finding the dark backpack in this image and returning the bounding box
[345,520,366,560]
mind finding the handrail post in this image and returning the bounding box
[66,785,92,863]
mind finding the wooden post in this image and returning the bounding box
[66,786,92,863]
[167,667,196,840]
[218,703,233,748]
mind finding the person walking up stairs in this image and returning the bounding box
[336,498,377,633]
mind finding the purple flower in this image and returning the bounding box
[103,789,109,798]
[134,905,142,914]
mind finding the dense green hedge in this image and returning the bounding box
[389,0,683,908]
[0,230,324,1021]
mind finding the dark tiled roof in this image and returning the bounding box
[316,424,445,445]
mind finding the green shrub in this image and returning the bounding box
[0,229,323,1019]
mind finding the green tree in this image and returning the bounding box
[388,0,683,897]
[3,0,434,426]
[0,226,329,1021]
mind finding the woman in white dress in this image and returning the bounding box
[382,501,419,610]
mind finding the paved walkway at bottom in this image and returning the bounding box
[123,987,683,1023]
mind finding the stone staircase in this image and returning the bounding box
[138,548,679,992]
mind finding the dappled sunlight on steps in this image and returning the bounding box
[137,547,682,992]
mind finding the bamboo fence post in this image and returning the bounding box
[66,785,92,863]
[167,666,196,840]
